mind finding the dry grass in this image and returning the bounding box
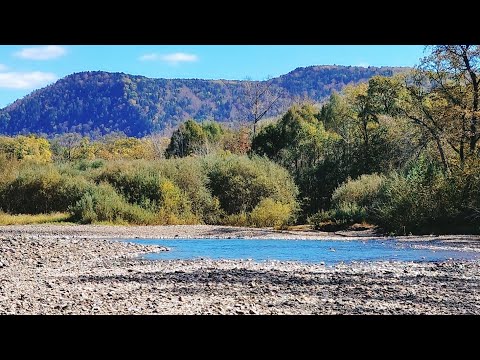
[0,212,72,225]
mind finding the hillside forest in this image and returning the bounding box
[0,45,479,235]
[0,66,401,137]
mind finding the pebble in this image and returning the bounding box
[1,225,480,314]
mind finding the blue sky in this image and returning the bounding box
[0,45,426,108]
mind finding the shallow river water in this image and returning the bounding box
[126,238,480,265]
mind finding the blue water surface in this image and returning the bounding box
[125,238,480,265]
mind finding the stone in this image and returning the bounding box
[1,226,480,315]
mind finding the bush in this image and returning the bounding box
[69,183,156,224]
[332,174,385,208]
[0,139,300,227]
[156,157,222,223]
[318,157,480,235]
[461,160,480,229]
[368,157,475,234]
[95,161,162,207]
[94,160,202,223]
[220,212,249,227]
[316,158,463,234]
[205,154,298,216]
[250,198,294,228]
[372,170,459,234]
[309,173,384,229]
[308,203,367,230]
[156,178,198,224]
[0,163,91,214]
[0,135,52,163]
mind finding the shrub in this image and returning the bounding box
[0,163,91,214]
[310,173,384,229]
[156,178,198,224]
[332,174,385,208]
[321,159,459,234]
[156,157,222,223]
[308,203,367,230]
[69,183,156,224]
[372,170,457,234]
[0,154,20,187]
[369,157,471,234]
[0,135,52,163]
[220,212,249,227]
[205,154,298,216]
[249,198,294,228]
[94,160,201,223]
[95,161,162,207]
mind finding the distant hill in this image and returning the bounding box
[0,65,406,137]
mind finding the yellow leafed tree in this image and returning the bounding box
[0,135,52,163]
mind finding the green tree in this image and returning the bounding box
[165,120,208,158]
[205,154,298,216]
[400,45,480,170]
[253,104,341,216]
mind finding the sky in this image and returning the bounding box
[0,45,426,108]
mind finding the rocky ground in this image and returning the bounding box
[1,225,479,314]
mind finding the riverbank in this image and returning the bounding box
[1,225,480,314]
[2,223,480,242]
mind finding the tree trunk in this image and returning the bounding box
[461,48,479,153]
[460,140,465,166]
[362,117,369,172]
[435,136,449,172]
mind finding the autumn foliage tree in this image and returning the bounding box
[400,45,480,170]
[0,135,52,162]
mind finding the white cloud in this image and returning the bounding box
[0,71,57,89]
[161,52,198,64]
[139,52,198,65]
[0,64,8,71]
[14,45,67,60]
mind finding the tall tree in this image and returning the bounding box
[165,120,225,158]
[51,133,82,161]
[243,78,284,137]
[400,45,480,170]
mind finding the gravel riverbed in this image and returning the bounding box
[1,225,479,314]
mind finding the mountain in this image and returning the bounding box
[0,65,406,137]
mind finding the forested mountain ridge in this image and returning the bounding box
[0,65,406,137]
